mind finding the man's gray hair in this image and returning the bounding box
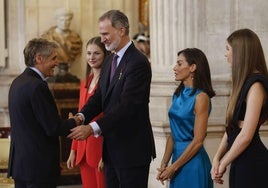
[99,10,129,35]
[24,38,58,67]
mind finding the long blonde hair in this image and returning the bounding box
[226,29,268,127]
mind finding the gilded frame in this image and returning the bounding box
[139,0,149,27]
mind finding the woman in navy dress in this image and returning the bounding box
[211,28,268,188]
[157,48,215,188]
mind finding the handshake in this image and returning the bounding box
[68,112,94,140]
[69,112,83,126]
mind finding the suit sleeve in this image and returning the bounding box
[31,82,76,136]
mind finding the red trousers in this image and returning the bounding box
[80,158,105,188]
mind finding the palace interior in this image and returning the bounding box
[1,0,268,187]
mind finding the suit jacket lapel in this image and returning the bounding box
[104,43,134,100]
[101,55,113,96]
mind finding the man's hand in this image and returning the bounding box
[68,112,83,126]
[67,124,93,140]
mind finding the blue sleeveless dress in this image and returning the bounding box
[168,87,213,188]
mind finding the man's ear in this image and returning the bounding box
[119,27,126,37]
[35,54,42,64]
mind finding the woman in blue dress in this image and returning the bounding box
[156,48,215,188]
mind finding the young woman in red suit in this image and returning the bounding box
[67,36,110,188]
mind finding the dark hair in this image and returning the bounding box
[84,36,110,88]
[23,38,58,67]
[174,48,215,98]
[99,10,129,35]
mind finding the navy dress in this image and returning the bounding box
[168,87,213,188]
[227,74,268,188]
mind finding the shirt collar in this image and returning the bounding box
[115,41,132,63]
[29,67,46,81]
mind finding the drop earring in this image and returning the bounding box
[191,74,194,80]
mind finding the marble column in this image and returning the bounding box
[148,0,231,187]
[0,0,25,127]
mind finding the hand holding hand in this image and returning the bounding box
[157,164,176,185]
[211,160,225,184]
[160,165,176,182]
[68,112,83,126]
[67,124,93,140]
[156,165,166,185]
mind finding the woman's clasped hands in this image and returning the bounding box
[210,160,226,185]
[156,163,176,185]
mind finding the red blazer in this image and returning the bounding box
[71,75,103,167]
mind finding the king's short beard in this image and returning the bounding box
[105,37,121,52]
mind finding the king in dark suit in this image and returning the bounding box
[68,10,156,188]
[8,38,80,188]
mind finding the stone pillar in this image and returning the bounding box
[148,0,231,187]
[0,0,25,127]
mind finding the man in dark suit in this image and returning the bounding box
[68,10,156,188]
[8,38,81,188]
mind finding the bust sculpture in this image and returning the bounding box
[41,8,81,83]
[41,8,82,64]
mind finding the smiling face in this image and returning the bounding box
[86,44,104,70]
[36,50,59,78]
[99,18,124,52]
[173,53,196,86]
